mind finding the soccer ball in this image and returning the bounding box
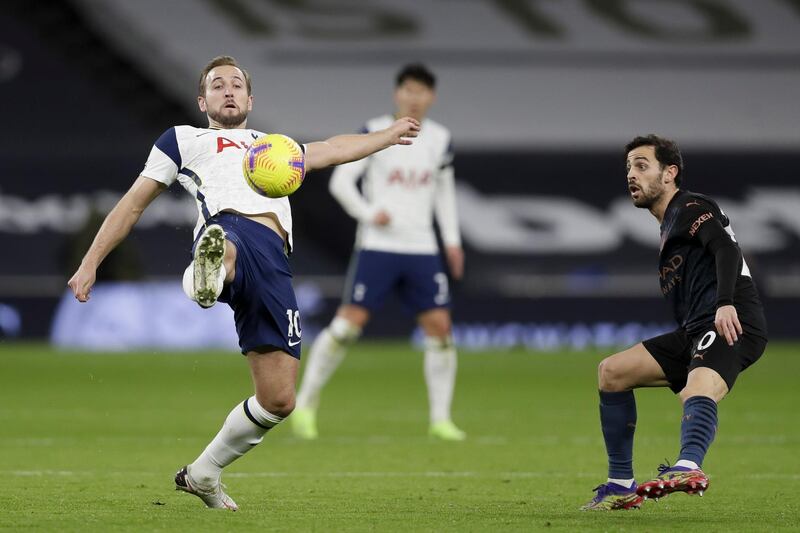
[242,134,305,198]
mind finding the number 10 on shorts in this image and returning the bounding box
[286,309,302,338]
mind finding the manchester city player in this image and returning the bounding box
[68,55,420,511]
[581,135,768,510]
[291,64,466,441]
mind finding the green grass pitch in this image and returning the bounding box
[1,341,798,531]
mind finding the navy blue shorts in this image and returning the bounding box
[196,213,301,358]
[343,249,450,314]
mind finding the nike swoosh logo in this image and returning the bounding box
[196,132,212,137]
[288,340,301,347]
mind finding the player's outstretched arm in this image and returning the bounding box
[304,116,420,171]
[68,177,166,302]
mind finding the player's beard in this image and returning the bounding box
[633,181,666,209]
[209,106,248,128]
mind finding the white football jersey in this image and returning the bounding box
[329,115,460,254]
[140,125,296,250]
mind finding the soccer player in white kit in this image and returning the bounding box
[292,64,466,441]
[67,56,420,510]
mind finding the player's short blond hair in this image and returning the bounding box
[198,55,252,96]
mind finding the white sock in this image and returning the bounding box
[424,336,457,424]
[295,318,360,410]
[181,262,227,302]
[296,316,361,409]
[675,459,700,470]
[189,396,283,486]
[181,264,196,300]
[607,478,635,488]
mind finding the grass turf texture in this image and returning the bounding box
[1,341,798,531]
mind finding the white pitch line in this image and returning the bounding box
[6,470,574,478]
[225,471,576,479]
[6,470,800,480]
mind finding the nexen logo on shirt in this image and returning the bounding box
[689,212,714,237]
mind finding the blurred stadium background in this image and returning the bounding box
[0,0,800,349]
[3,1,800,530]
[6,0,800,349]
[2,0,798,349]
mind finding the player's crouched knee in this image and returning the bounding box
[597,357,627,392]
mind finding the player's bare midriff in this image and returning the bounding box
[224,209,287,242]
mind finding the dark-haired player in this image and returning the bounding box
[581,134,768,510]
[292,64,466,441]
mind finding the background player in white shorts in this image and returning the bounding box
[67,55,420,510]
[292,64,466,441]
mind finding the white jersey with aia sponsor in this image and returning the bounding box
[329,115,460,254]
[140,125,296,250]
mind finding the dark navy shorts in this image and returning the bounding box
[195,213,301,358]
[343,249,450,314]
[643,324,767,393]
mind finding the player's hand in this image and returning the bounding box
[373,210,391,226]
[68,266,96,302]
[386,116,420,146]
[715,304,742,346]
[445,246,464,280]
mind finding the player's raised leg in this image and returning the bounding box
[182,224,237,308]
[418,307,465,441]
[637,366,726,500]
[177,349,297,510]
[582,343,668,510]
[292,305,367,439]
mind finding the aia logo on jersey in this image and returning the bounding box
[216,136,251,153]
[388,169,431,188]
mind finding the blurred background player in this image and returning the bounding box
[581,135,768,511]
[67,55,420,510]
[292,64,465,441]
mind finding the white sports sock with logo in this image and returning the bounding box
[424,336,458,424]
[295,317,361,410]
[189,396,282,486]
